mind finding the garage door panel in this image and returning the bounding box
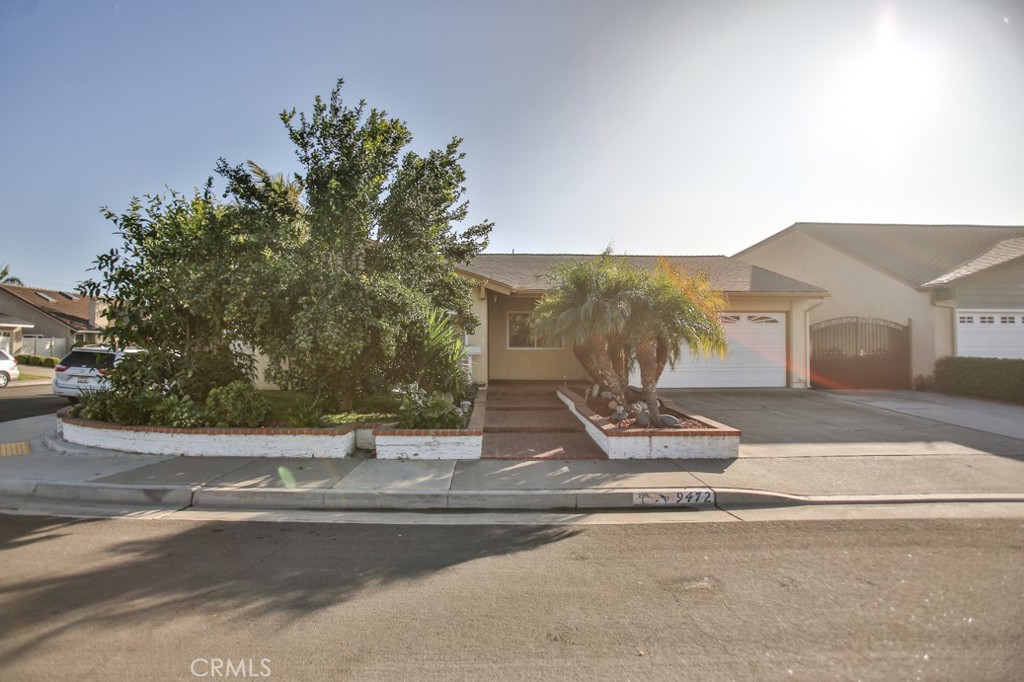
[957,310,1024,360]
[632,313,787,388]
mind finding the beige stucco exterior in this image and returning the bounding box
[465,287,820,387]
[739,229,953,377]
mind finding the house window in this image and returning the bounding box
[748,315,781,324]
[507,312,560,349]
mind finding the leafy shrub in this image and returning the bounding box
[14,354,28,364]
[205,380,272,427]
[286,395,324,428]
[397,383,465,429]
[43,357,59,367]
[29,355,44,366]
[932,356,1024,404]
[151,394,205,428]
[353,393,402,414]
[913,374,934,392]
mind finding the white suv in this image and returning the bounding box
[0,349,20,388]
[52,346,142,402]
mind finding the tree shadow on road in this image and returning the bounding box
[0,515,581,666]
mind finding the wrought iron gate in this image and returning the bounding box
[810,317,910,389]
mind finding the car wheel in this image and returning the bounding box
[0,372,8,388]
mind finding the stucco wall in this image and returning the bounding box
[486,294,590,382]
[953,259,1024,309]
[741,230,943,377]
[466,293,489,385]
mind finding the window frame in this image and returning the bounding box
[506,312,563,350]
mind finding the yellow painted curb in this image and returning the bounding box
[0,442,30,457]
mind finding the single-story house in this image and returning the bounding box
[456,254,827,389]
[735,223,1024,388]
[0,284,107,358]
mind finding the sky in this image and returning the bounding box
[1,0,1022,291]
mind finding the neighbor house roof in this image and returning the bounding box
[736,222,1024,289]
[0,284,102,332]
[922,237,1024,287]
[456,254,827,296]
[0,313,35,329]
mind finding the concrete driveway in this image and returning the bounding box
[660,389,1024,459]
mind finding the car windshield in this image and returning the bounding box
[61,350,116,370]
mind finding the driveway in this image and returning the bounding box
[660,389,1024,459]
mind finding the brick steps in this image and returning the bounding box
[481,432,607,460]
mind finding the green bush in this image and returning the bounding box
[43,357,59,367]
[205,380,272,428]
[29,355,44,366]
[397,383,466,429]
[932,356,1024,404]
[14,354,29,364]
[151,394,205,428]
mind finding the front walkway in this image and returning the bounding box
[481,382,607,460]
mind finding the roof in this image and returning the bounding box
[737,222,1024,288]
[456,254,827,296]
[0,313,35,329]
[0,284,103,332]
[923,237,1024,287]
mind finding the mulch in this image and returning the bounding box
[584,397,708,430]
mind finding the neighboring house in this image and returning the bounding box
[456,254,827,389]
[0,314,35,355]
[0,284,107,358]
[736,223,1024,389]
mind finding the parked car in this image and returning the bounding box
[52,346,142,402]
[0,349,21,388]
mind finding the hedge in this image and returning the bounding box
[932,356,1024,404]
[11,355,61,367]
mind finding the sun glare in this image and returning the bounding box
[819,10,941,166]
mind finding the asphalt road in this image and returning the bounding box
[0,515,1021,681]
[0,384,66,423]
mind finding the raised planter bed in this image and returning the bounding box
[374,389,486,460]
[58,388,488,459]
[556,387,739,459]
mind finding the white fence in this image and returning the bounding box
[20,337,67,358]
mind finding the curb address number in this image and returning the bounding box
[634,489,715,507]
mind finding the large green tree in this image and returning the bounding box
[531,253,727,417]
[216,79,491,409]
[82,79,491,412]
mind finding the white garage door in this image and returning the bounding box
[957,310,1024,359]
[633,313,788,388]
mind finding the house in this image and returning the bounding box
[735,223,1024,388]
[0,284,107,358]
[456,254,827,389]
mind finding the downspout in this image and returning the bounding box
[801,298,827,389]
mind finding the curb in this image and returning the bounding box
[4,478,1024,514]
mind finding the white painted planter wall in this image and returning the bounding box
[374,433,483,460]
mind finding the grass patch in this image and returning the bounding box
[260,390,399,426]
[15,374,50,381]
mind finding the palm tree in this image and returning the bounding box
[530,252,636,404]
[623,260,728,417]
[531,252,727,417]
[0,264,23,286]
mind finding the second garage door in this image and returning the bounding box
[632,313,788,388]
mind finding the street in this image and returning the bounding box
[0,384,65,423]
[0,515,1021,681]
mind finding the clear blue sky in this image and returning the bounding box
[1,0,1021,290]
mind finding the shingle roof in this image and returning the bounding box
[0,284,102,332]
[923,237,1024,287]
[456,254,826,295]
[738,223,1024,288]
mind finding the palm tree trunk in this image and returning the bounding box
[635,338,671,418]
[573,337,625,404]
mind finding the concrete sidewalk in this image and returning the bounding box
[1,411,1023,515]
